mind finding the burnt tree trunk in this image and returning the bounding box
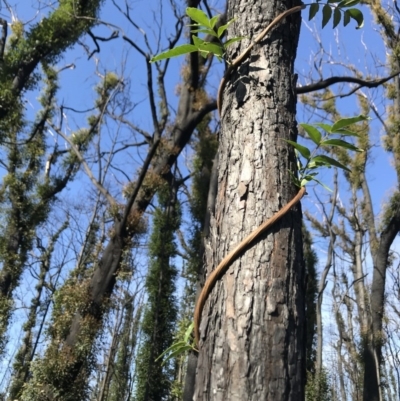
[194,1,305,400]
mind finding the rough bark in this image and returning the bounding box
[360,4,400,400]
[363,205,400,401]
[183,151,219,401]
[194,1,305,400]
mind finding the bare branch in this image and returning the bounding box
[108,114,152,142]
[87,29,119,59]
[49,123,116,207]
[297,71,400,95]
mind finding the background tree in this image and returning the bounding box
[0,0,103,351]
[134,186,180,401]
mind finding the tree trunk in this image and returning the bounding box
[183,152,219,401]
[363,209,400,401]
[194,1,305,400]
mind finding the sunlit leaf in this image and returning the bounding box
[315,123,333,133]
[300,123,322,145]
[217,18,235,38]
[210,15,219,28]
[192,35,205,47]
[300,175,316,187]
[150,44,198,62]
[186,7,212,27]
[311,178,332,192]
[321,139,363,152]
[184,322,194,342]
[332,128,360,136]
[190,28,218,38]
[338,0,360,7]
[331,114,369,131]
[311,155,351,171]
[198,41,224,56]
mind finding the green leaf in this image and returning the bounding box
[224,36,246,49]
[190,28,219,38]
[332,128,360,136]
[309,3,319,20]
[300,175,332,191]
[311,155,351,172]
[210,15,219,28]
[338,0,360,7]
[300,178,309,187]
[343,9,351,26]
[184,322,194,342]
[307,159,327,169]
[288,169,301,188]
[155,341,187,362]
[192,35,205,47]
[162,341,187,354]
[311,177,333,192]
[333,8,341,28]
[286,140,311,159]
[161,346,193,365]
[198,41,224,56]
[300,123,322,145]
[331,115,368,131]
[150,44,198,62]
[300,175,316,187]
[186,7,212,28]
[315,123,333,133]
[347,8,364,28]
[322,4,332,28]
[217,18,235,38]
[321,138,363,152]
[190,35,224,57]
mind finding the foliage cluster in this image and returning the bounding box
[134,187,181,401]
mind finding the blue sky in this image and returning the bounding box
[1,0,398,393]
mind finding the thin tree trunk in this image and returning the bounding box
[183,151,219,401]
[314,173,338,378]
[97,307,122,401]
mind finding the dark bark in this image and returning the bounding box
[63,98,215,350]
[194,1,305,400]
[45,25,216,395]
[363,209,400,401]
[8,224,67,400]
[183,151,219,401]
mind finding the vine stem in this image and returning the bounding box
[194,186,306,346]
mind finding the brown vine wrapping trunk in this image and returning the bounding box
[194,1,305,400]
